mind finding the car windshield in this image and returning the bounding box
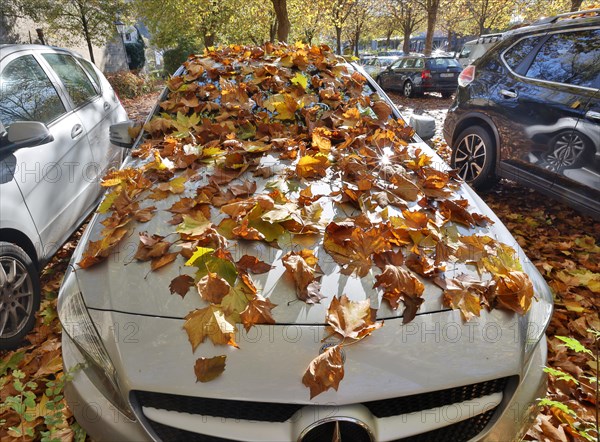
[428,57,462,68]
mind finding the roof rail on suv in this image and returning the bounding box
[532,7,600,25]
[476,33,503,44]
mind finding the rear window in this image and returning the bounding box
[427,58,461,68]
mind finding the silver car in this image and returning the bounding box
[0,45,128,348]
[59,46,552,441]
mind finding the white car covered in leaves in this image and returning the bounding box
[58,43,552,442]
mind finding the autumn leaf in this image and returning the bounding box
[236,255,272,274]
[240,295,277,331]
[150,252,178,271]
[183,305,238,351]
[324,221,391,277]
[176,214,213,241]
[326,295,383,341]
[197,272,231,304]
[373,265,424,323]
[302,345,345,399]
[77,227,129,268]
[169,274,195,298]
[282,250,324,304]
[134,232,171,261]
[492,271,534,315]
[194,356,226,382]
[296,153,330,179]
[221,280,256,323]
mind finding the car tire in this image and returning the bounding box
[0,242,40,350]
[403,81,414,98]
[441,91,453,99]
[451,125,498,190]
[544,130,592,172]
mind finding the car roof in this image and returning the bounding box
[504,10,600,38]
[0,44,84,60]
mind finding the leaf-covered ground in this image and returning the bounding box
[1,87,597,442]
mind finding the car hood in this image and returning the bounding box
[72,141,546,325]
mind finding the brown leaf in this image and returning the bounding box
[240,295,277,331]
[236,255,273,274]
[326,295,383,341]
[373,265,424,322]
[169,274,195,298]
[197,272,231,304]
[150,252,178,271]
[302,345,345,399]
[282,250,324,303]
[194,355,226,382]
[183,305,238,351]
[134,232,171,261]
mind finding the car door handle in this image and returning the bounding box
[500,89,518,99]
[71,124,83,139]
[585,110,600,122]
[103,102,111,112]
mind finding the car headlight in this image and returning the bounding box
[58,266,134,419]
[523,265,554,361]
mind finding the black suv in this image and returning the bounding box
[444,9,600,219]
[377,55,462,98]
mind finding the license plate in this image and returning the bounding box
[441,73,454,78]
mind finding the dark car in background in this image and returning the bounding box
[443,9,600,219]
[377,55,462,98]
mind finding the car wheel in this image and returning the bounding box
[451,125,498,190]
[544,130,591,171]
[0,242,40,349]
[403,81,414,98]
[441,91,453,99]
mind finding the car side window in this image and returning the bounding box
[78,58,102,93]
[503,35,545,71]
[391,59,403,69]
[0,55,66,129]
[414,59,424,68]
[404,59,416,69]
[525,29,600,88]
[42,53,98,108]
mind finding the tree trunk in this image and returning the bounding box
[76,1,94,63]
[570,0,583,11]
[336,26,342,55]
[424,2,439,56]
[204,33,215,48]
[271,0,290,43]
[354,32,360,57]
[403,26,411,54]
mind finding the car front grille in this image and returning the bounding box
[133,390,303,422]
[395,407,497,442]
[132,376,511,441]
[363,376,510,418]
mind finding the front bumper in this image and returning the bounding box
[63,309,547,442]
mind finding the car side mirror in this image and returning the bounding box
[0,121,53,152]
[409,114,436,140]
[110,120,136,148]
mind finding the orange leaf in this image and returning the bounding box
[240,295,277,331]
[183,305,238,351]
[197,272,231,304]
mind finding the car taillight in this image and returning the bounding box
[458,65,476,87]
[421,70,431,79]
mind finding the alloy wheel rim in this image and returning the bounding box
[404,82,412,96]
[546,132,585,169]
[454,134,487,182]
[0,257,34,339]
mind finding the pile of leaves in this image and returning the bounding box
[77,42,536,397]
[483,184,599,442]
[0,230,85,442]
